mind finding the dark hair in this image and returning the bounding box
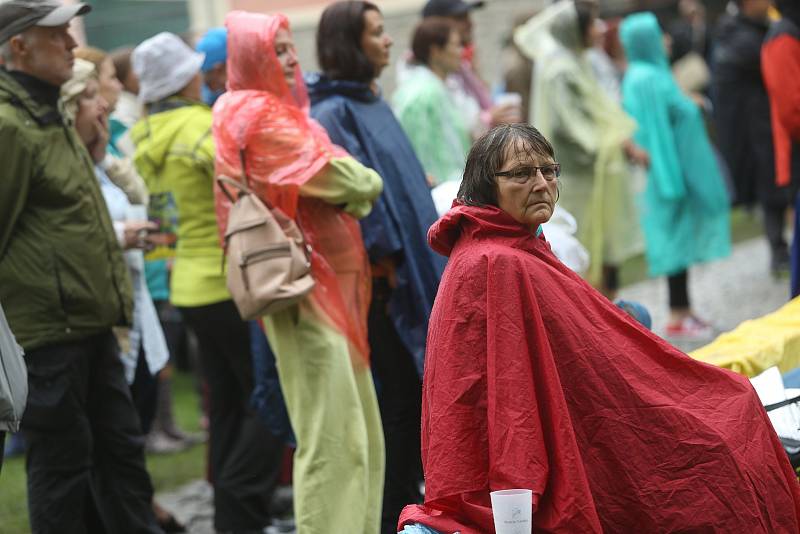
[574,0,599,46]
[411,17,455,66]
[317,0,381,83]
[458,124,557,207]
[110,47,134,85]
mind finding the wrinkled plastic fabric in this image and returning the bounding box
[213,11,370,362]
[398,203,800,533]
[308,75,446,375]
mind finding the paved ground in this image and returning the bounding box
[618,236,791,352]
[158,236,792,532]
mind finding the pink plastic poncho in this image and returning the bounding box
[213,11,371,362]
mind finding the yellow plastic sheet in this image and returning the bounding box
[690,297,800,377]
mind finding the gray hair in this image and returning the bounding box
[0,33,24,67]
[0,40,13,66]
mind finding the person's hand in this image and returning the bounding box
[89,115,110,164]
[489,102,522,126]
[623,140,650,169]
[122,220,158,250]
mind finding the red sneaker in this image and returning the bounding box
[665,316,715,341]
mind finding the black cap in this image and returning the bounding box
[422,0,486,18]
[0,0,91,45]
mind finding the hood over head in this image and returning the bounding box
[225,11,309,111]
[514,1,584,60]
[620,12,669,67]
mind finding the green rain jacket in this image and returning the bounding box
[0,69,133,351]
[131,98,229,308]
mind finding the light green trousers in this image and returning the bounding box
[264,302,385,534]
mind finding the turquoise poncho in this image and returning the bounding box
[620,13,731,276]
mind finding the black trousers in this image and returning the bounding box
[0,430,5,474]
[21,331,160,534]
[668,270,690,310]
[130,347,158,435]
[180,300,282,531]
[369,280,424,534]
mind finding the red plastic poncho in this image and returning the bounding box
[213,11,370,362]
[399,203,800,533]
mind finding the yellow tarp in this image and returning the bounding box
[690,297,800,377]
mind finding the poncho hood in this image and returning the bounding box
[514,1,584,60]
[428,202,539,257]
[225,11,309,109]
[619,12,670,67]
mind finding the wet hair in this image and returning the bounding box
[457,123,556,207]
[317,1,381,83]
[575,0,599,46]
[411,17,455,66]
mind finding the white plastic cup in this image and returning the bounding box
[490,489,532,534]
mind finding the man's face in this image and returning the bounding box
[10,24,77,86]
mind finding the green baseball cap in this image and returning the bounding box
[0,0,91,44]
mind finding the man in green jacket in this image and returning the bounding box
[0,2,161,532]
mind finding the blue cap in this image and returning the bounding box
[196,27,227,73]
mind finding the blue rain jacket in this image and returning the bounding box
[307,74,445,374]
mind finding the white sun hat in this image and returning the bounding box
[132,32,205,104]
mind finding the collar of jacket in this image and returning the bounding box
[0,67,63,127]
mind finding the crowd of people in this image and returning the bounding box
[0,0,799,533]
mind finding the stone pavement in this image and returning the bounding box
[157,236,791,532]
[618,236,791,352]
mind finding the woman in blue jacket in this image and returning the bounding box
[307,2,446,532]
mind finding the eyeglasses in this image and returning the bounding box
[495,164,561,184]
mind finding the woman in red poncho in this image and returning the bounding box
[212,11,385,534]
[398,124,800,533]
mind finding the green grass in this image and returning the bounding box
[0,208,767,532]
[0,371,206,533]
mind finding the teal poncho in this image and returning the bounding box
[515,1,643,285]
[620,13,731,277]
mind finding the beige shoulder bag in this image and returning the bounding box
[218,149,314,320]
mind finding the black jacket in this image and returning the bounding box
[711,14,794,207]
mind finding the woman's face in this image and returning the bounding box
[495,141,559,230]
[98,57,122,112]
[434,29,463,74]
[75,78,108,151]
[274,27,299,88]
[360,9,393,79]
